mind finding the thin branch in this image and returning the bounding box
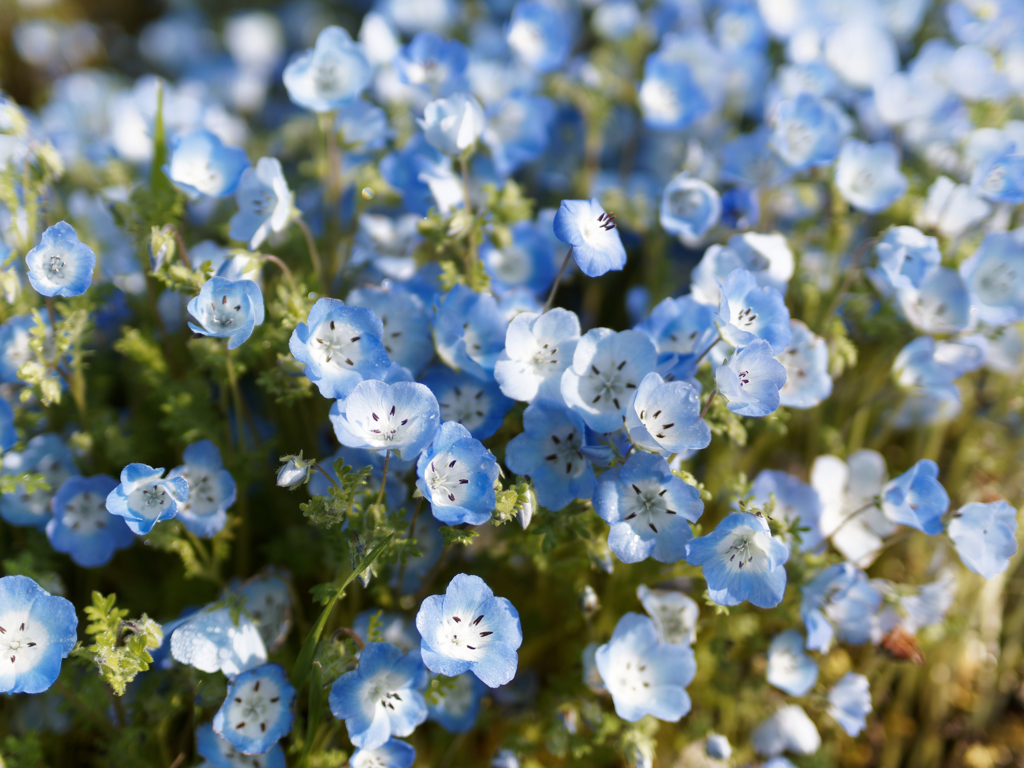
[543,247,574,314]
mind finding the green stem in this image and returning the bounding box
[543,247,574,314]
[459,154,477,276]
[375,450,391,507]
[699,388,718,420]
[53,680,115,734]
[313,462,342,491]
[260,251,298,293]
[396,496,424,594]
[165,225,192,269]
[294,218,324,292]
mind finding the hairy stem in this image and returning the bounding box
[543,247,574,314]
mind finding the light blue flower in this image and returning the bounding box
[337,99,394,152]
[234,572,293,653]
[351,739,417,768]
[769,94,851,170]
[634,294,718,364]
[167,440,236,538]
[715,340,788,418]
[163,129,250,199]
[972,146,1024,204]
[419,92,485,157]
[25,221,96,298]
[416,422,500,526]
[228,157,294,250]
[506,1,572,73]
[45,475,135,568]
[881,459,949,535]
[213,663,295,755]
[717,268,793,354]
[283,26,372,113]
[494,308,580,405]
[594,612,696,722]
[638,54,710,131]
[416,573,522,688]
[426,672,486,733]
[706,734,732,760]
[894,266,972,335]
[395,32,468,96]
[834,138,908,214]
[553,199,628,278]
[625,372,710,455]
[169,603,267,676]
[719,128,793,190]
[560,328,657,433]
[949,500,1018,579]
[749,470,824,552]
[659,174,721,244]
[685,512,789,608]
[380,135,447,216]
[690,232,795,305]
[418,365,513,440]
[766,630,818,697]
[801,563,881,652]
[196,721,286,768]
[482,95,557,178]
[432,285,508,381]
[721,186,760,230]
[0,433,77,529]
[505,399,597,511]
[827,672,871,737]
[0,397,14,452]
[347,283,434,376]
[959,233,1024,326]
[0,314,43,384]
[776,320,832,409]
[873,226,943,294]
[104,463,190,535]
[0,575,77,694]
[481,220,559,296]
[751,705,821,757]
[330,380,440,461]
[289,298,391,399]
[187,276,265,350]
[636,584,699,645]
[593,452,703,564]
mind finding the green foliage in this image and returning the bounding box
[439,526,480,546]
[483,178,534,225]
[74,592,163,696]
[423,674,458,706]
[0,733,46,768]
[142,518,235,582]
[705,393,748,446]
[300,460,373,529]
[0,471,49,496]
[366,609,385,644]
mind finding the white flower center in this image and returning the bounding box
[540,423,586,477]
[128,484,171,520]
[0,613,45,671]
[206,293,246,330]
[425,451,471,506]
[435,608,495,661]
[224,676,285,742]
[619,478,678,535]
[62,490,109,535]
[312,319,365,371]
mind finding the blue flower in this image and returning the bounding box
[395,32,468,96]
[553,199,627,278]
[105,463,190,535]
[283,26,372,113]
[659,174,721,245]
[380,135,447,216]
[827,672,871,737]
[427,672,486,732]
[634,294,718,363]
[638,54,710,131]
[834,138,908,214]
[749,470,824,552]
[187,276,265,350]
[593,452,703,564]
[972,146,1024,204]
[717,268,793,354]
[289,298,391,399]
[506,1,572,73]
[432,286,508,381]
[0,398,14,451]
[690,232,795,305]
[45,475,135,568]
[329,641,429,749]
[881,459,949,535]
[766,630,818,697]
[169,604,267,676]
[347,283,434,376]
[0,314,45,383]
[872,226,942,294]
[685,512,789,608]
[594,612,696,722]
[494,308,579,404]
[163,129,250,199]
[337,100,394,152]
[0,433,77,528]
[196,721,286,768]
[416,573,522,688]
[228,157,294,250]
[481,220,559,296]
[715,340,788,417]
[0,575,77,694]
[776,320,832,409]
[234,572,293,653]
[418,365,513,440]
[505,399,597,511]
[167,440,236,538]
[949,500,1018,579]
[625,373,710,455]
[751,705,821,757]
[800,563,881,652]
[482,95,557,178]
[330,380,440,461]
[706,734,732,760]
[720,128,794,190]
[894,266,972,335]
[416,422,500,525]
[419,92,485,157]
[25,221,96,298]
[561,328,657,433]
[213,663,296,755]
[720,186,761,230]
[959,233,1024,326]
[349,213,421,281]
[636,584,699,645]
[769,94,851,170]
[351,739,417,768]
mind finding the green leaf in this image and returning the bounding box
[76,592,163,696]
[439,526,479,546]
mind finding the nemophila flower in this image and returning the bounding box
[289,298,391,400]
[769,94,850,170]
[776,320,832,409]
[720,186,760,230]
[812,449,893,566]
[346,283,432,375]
[766,630,819,697]
[751,705,821,757]
[45,475,134,568]
[505,399,597,510]
[972,146,1024,204]
[691,232,795,305]
[395,32,468,96]
[706,734,731,760]
[0,398,14,452]
[170,604,267,676]
[749,470,824,552]
[506,1,572,73]
[482,95,557,179]
[0,575,77,694]
[717,268,793,354]
[636,585,699,645]
[164,129,249,199]
[24,221,95,298]
[827,673,871,737]
[871,570,956,641]
[213,663,296,754]
[230,572,292,653]
[872,226,943,294]
[349,213,421,281]
[625,373,710,455]
[167,440,236,538]
[105,463,189,535]
[560,328,657,433]
[638,55,710,132]
[228,157,293,250]
[196,721,286,768]
[379,135,447,216]
[959,232,1024,326]
[948,500,1018,579]
[432,285,508,381]
[418,365,512,440]
[330,380,440,461]
[634,294,718,365]
[419,92,485,157]
[188,276,265,350]
[0,433,77,529]
[337,99,394,152]
[283,26,372,113]
[834,138,908,214]
[427,672,486,732]
[880,459,949,535]
[481,221,558,296]
[416,573,522,688]
[276,455,314,489]
[553,199,627,278]
[686,512,789,608]
[715,340,788,418]
[494,309,579,404]
[801,563,881,652]
[416,422,499,526]
[594,612,697,722]
[351,739,417,768]
[895,266,972,335]
[492,749,521,768]
[593,452,703,564]
[659,174,721,245]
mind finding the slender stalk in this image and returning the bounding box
[693,331,721,369]
[819,236,878,331]
[294,218,325,291]
[45,296,57,331]
[375,450,391,507]
[543,247,574,314]
[225,344,250,576]
[225,346,245,451]
[815,498,882,550]
[313,462,342,492]
[459,154,478,274]
[700,388,718,420]
[260,252,297,292]
[336,626,366,651]
[166,225,192,269]
[396,496,424,593]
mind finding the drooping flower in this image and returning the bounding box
[213,663,296,755]
[948,500,1018,579]
[426,672,486,733]
[880,459,949,535]
[715,340,788,418]
[494,308,580,405]
[636,584,699,645]
[552,199,628,278]
[625,372,711,455]
[167,440,236,538]
[766,630,819,697]
[418,365,513,441]
[0,433,78,529]
[283,26,372,113]
[827,672,872,737]
[0,575,78,694]
[801,562,881,652]
[187,276,265,350]
[416,422,500,526]
[196,721,286,768]
[46,475,135,568]
[717,268,793,354]
[25,221,96,298]
[330,380,440,461]
[229,157,294,250]
[419,92,485,156]
[163,129,250,199]
[105,463,190,535]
